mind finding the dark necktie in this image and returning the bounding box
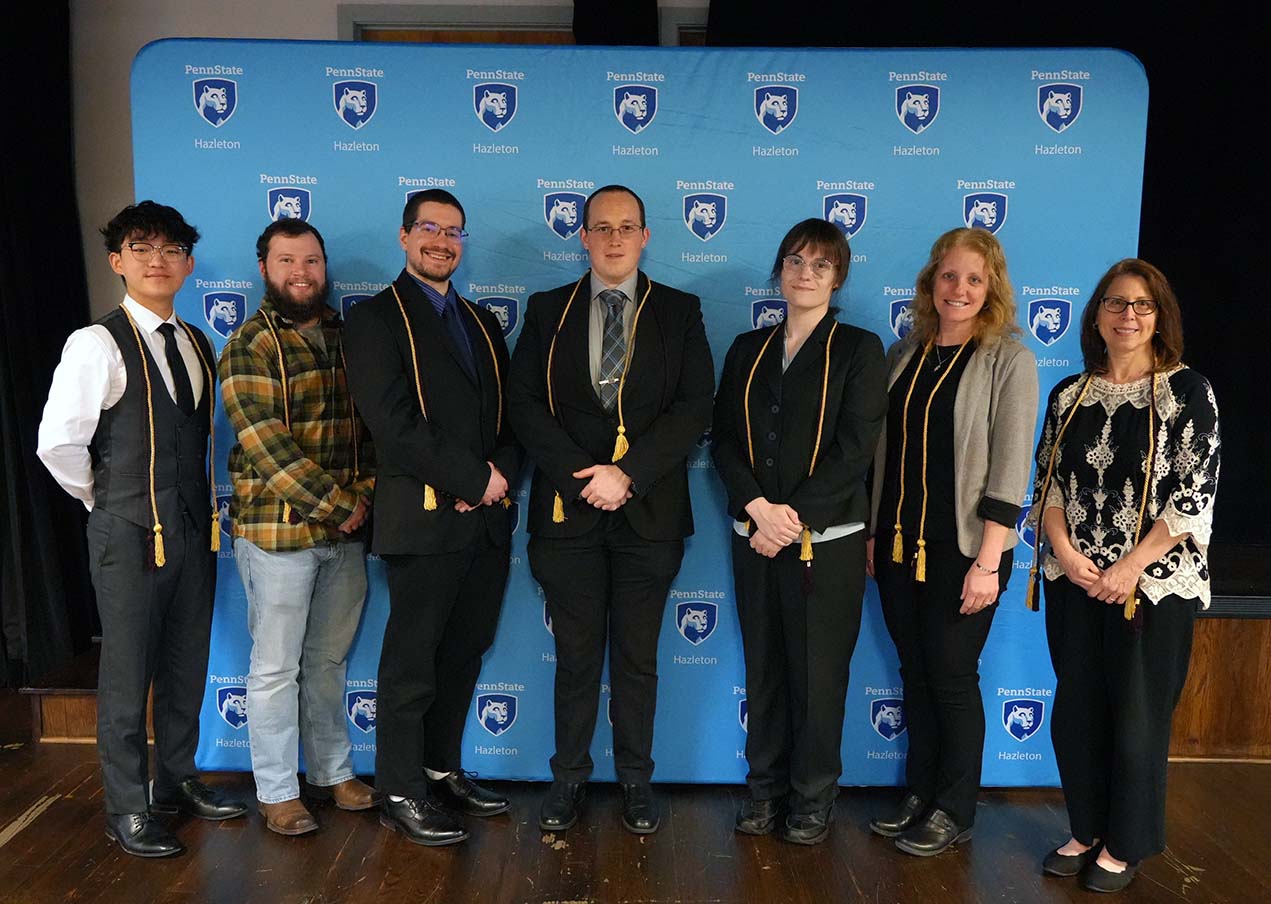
[598,289,627,411]
[442,300,477,383]
[157,322,195,415]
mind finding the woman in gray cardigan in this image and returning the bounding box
[866,227,1039,855]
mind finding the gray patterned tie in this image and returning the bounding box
[598,289,627,411]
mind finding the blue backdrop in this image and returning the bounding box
[130,39,1147,786]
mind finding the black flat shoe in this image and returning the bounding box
[105,812,184,858]
[735,796,781,836]
[781,806,833,845]
[379,797,468,846]
[1043,844,1099,877]
[894,807,972,856]
[1083,860,1139,893]
[869,793,927,838]
[621,783,660,834]
[428,771,510,817]
[151,778,248,821]
[539,781,586,831]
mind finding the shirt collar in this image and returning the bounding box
[589,270,639,305]
[408,273,456,312]
[122,295,179,334]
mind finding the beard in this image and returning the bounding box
[264,274,331,323]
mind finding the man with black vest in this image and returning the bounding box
[38,201,247,858]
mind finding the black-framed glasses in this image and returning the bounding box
[1100,296,1158,315]
[125,241,190,262]
[586,224,643,238]
[782,254,835,278]
[407,220,468,241]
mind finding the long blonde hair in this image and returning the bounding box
[909,227,1020,345]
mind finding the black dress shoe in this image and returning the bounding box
[621,783,660,834]
[151,779,248,821]
[428,771,510,816]
[1083,860,1139,893]
[895,807,972,856]
[782,806,833,845]
[105,812,184,858]
[869,793,927,838]
[1043,843,1099,877]
[379,797,468,846]
[539,781,586,831]
[735,797,781,836]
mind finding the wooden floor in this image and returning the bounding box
[1,690,1267,904]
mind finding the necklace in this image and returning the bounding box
[931,344,953,372]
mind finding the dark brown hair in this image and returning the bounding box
[1079,258,1183,374]
[769,218,851,291]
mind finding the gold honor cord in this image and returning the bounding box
[545,277,586,522]
[336,341,361,483]
[119,305,167,567]
[610,283,652,462]
[391,283,438,510]
[178,319,219,552]
[261,311,297,523]
[1124,371,1157,624]
[890,338,971,581]
[460,298,510,509]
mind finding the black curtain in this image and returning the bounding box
[0,2,97,686]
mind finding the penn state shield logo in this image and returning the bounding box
[193,78,237,127]
[1016,505,1036,549]
[751,298,787,330]
[346,690,377,734]
[871,698,907,741]
[683,193,727,242]
[217,686,248,729]
[896,84,940,134]
[675,601,718,646]
[614,84,657,134]
[824,193,867,239]
[204,292,246,339]
[1038,83,1083,133]
[474,82,517,132]
[544,191,585,240]
[477,296,519,337]
[755,85,798,135]
[216,493,233,544]
[543,600,554,636]
[964,192,1008,234]
[889,298,915,340]
[267,187,312,223]
[340,294,372,319]
[696,429,713,449]
[1028,298,1072,347]
[739,698,749,733]
[476,693,518,736]
[1003,698,1045,742]
[333,80,377,129]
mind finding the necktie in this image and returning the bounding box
[157,323,195,415]
[442,300,477,383]
[598,289,627,411]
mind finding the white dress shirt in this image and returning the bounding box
[37,296,206,510]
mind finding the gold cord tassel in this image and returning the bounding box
[1024,568,1040,611]
[153,525,166,568]
[424,485,438,511]
[891,526,905,564]
[502,497,511,509]
[612,426,629,462]
[1123,591,1138,622]
[799,526,813,562]
[210,512,221,552]
[742,519,751,532]
[282,502,293,522]
[914,540,928,582]
[552,491,566,523]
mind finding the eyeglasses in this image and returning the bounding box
[1100,296,1158,315]
[782,254,835,279]
[586,224,643,239]
[125,242,190,262]
[407,220,468,241]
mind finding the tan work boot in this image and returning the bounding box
[327,778,379,811]
[259,799,319,835]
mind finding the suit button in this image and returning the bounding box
[765,457,775,467]
[767,431,777,441]
[770,405,780,414]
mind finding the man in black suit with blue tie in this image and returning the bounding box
[509,185,714,835]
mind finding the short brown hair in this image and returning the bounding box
[909,227,1020,345]
[769,218,851,291]
[1079,258,1183,374]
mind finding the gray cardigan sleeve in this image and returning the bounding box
[981,339,1040,516]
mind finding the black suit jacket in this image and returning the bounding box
[508,271,714,541]
[711,313,887,532]
[344,271,522,555]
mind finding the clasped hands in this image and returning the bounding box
[1058,547,1143,605]
[454,462,510,513]
[574,464,633,511]
[744,498,801,559]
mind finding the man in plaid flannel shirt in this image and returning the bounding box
[219,219,377,835]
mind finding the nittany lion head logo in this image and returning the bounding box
[824,193,868,239]
[1038,83,1083,133]
[675,601,718,646]
[346,690,377,733]
[333,80,377,130]
[683,193,727,242]
[871,698,907,741]
[755,85,798,135]
[544,191,585,240]
[217,686,248,729]
[340,294,372,319]
[751,298,787,330]
[267,187,312,223]
[889,298,915,340]
[614,84,657,134]
[1028,298,1072,347]
[1016,505,1037,549]
[1003,698,1045,742]
[477,296,520,337]
[896,84,940,134]
[203,292,246,339]
[475,693,518,736]
[474,82,518,132]
[543,600,554,637]
[193,78,237,127]
[964,192,1008,234]
[739,698,749,733]
[216,493,233,543]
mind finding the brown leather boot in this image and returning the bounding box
[259,799,319,836]
[328,778,379,811]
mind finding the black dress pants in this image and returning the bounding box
[88,507,215,815]
[875,540,1011,828]
[732,530,866,814]
[529,513,684,785]
[1044,575,1197,863]
[376,536,509,798]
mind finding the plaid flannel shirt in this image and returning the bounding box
[219,300,375,551]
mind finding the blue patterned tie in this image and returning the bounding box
[598,289,627,411]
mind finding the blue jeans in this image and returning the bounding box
[234,537,367,804]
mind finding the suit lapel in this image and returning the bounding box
[396,272,476,388]
[557,273,603,410]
